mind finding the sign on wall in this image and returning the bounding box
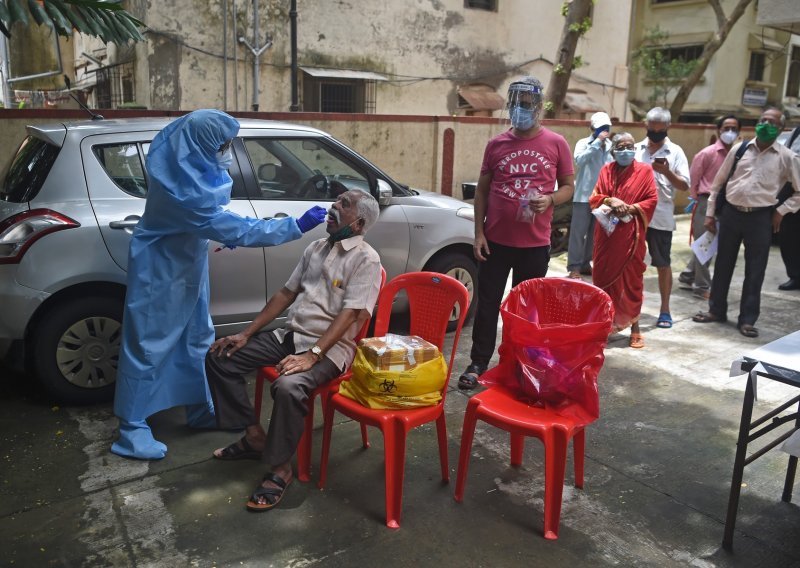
[742,87,768,107]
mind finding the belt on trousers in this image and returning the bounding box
[730,204,772,213]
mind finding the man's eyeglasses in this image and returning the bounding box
[218,140,232,153]
[615,144,635,151]
[509,101,537,110]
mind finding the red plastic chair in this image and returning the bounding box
[318,272,469,528]
[453,277,613,540]
[253,267,385,482]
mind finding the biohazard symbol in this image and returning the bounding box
[379,378,397,393]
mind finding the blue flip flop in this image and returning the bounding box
[656,312,673,328]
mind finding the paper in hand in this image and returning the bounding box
[691,230,718,265]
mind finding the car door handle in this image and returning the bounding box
[109,216,141,229]
[262,213,289,220]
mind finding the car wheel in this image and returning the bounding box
[425,251,478,330]
[32,296,122,404]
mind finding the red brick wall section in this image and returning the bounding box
[440,127,455,197]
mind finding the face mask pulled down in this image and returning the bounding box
[327,208,358,244]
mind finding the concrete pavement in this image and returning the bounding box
[1,214,799,567]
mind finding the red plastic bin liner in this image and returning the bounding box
[479,278,614,423]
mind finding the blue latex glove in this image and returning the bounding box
[684,197,696,214]
[296,205,327,233]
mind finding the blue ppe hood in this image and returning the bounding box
[146,109,240,210]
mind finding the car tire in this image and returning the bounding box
[425,251,478,331]
[31,296,122,404]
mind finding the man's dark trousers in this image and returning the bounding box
[469,240,549,367]
[709,207,773,326]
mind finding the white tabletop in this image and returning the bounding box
[742,330,800,383]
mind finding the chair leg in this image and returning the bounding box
[317,396,337,490]
[573,428,585,489]
[510,433,524,467]
[435,413,449,482]
[542,428,569,540]
[383,419,405,529]
[253,373,265,423]
[454,399,479,502]
[360,424,370,448]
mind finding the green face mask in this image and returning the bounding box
[755,122,780,144]
[327,219,360,244]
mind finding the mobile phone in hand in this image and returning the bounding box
[654,157,667,165]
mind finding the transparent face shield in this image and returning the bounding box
[506,82,543,131]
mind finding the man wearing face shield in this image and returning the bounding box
[112,109,327,460]
[633,107,690,331]
[458,76,575,390]
[678,115,741,299]
[205,190,381,511]
[693,107,800,338]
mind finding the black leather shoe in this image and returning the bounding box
[778,279,800,291]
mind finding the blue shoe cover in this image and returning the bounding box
[186,402,217,429]
[111,420,167,460]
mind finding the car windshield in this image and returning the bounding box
[1,136,60,203]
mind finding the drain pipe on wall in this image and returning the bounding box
[239,0,272,112]
[290,0,298,111]
[222,0,228,110]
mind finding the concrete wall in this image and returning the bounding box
[1,109,742,209]
[85,0,633,118]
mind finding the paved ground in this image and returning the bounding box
[1,215,799,567]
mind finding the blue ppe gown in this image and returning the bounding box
[112,109,302,459]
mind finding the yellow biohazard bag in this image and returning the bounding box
[339,336,447,409]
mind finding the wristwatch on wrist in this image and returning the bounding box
[310,345,324,361]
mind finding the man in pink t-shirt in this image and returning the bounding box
[458,76,575,390]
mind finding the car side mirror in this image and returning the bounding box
[376,179,392,206]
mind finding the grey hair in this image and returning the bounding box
[353,190,380,233]
[611,132,634,149]
[646,107,671,125]
[763,106,787,127]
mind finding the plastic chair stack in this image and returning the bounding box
[253,267,385,482]
[318,271,469,528]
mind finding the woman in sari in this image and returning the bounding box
[590,132,658,348]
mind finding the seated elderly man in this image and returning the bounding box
[206,189,381,511]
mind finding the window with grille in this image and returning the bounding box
[786,46,800,97]
[748,52,766,82]
[302,75,376,113]
[94,60,136,109]
[663,44,703,63]
[465,0,497,11]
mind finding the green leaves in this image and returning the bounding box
[1,0,145,44]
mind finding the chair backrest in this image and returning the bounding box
[508,277,613,327]
[372,271,470,395]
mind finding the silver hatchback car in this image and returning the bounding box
[0,117,477,403]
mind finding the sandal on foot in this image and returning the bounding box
[213,437,261,461]
[629,333,645,349]
[458,363,487,391]
[656,312,673,328]
[246,472,290,512]
[738,324,759,338]
[692,311,727,324]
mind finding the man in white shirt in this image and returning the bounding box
[205,190,382,511]
[693,108,800,337]
[634,107,690,330]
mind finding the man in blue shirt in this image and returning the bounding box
[567,111,613,278]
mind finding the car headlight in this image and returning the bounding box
[456,207,475,222]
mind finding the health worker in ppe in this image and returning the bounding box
[111,109,327,460]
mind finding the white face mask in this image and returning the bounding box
[215,148,233,170]
[719,130,738,145]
